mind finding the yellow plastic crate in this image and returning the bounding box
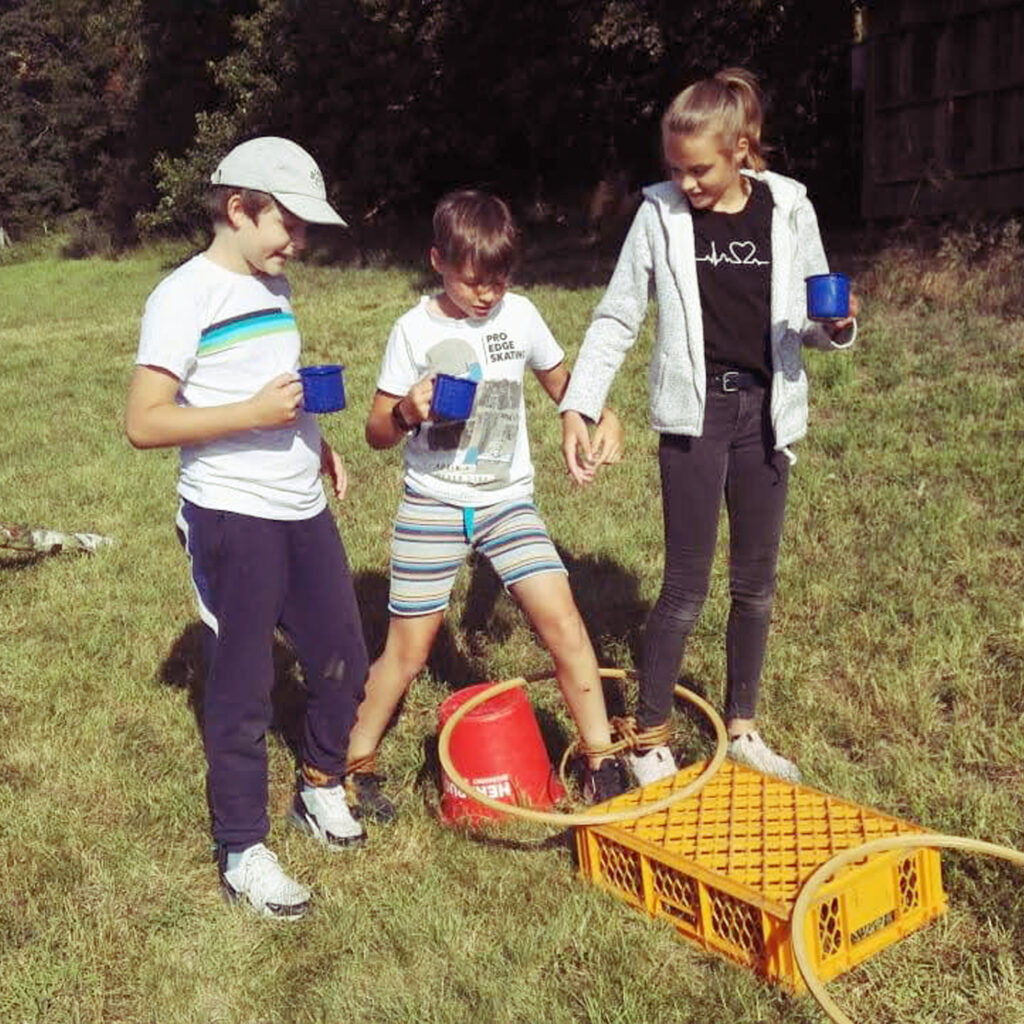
[575,760,946,992]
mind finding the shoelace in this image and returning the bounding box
[236,846,301,903]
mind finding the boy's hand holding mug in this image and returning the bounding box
[396,374,435,429]
[251,372,303,427]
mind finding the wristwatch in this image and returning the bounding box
[391,400,416,434]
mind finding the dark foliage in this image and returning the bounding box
[0,0,861,249]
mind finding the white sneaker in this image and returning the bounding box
[289,784,366,848]
[219,843,310,919]
[728,731,801,783]
[625,745,677,786]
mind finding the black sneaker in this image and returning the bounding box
[583,758,630,804]
[347,772,398,824]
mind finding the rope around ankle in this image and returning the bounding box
[438,670,728,827]
[301,762,340,787]
[558,716,672,784]
[347,752,377,776]
[603,716,671,756]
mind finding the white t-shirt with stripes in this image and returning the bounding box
[136,254,325,520]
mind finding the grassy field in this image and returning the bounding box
[1,226,1023,1024]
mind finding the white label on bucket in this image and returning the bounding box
[442,772,512,800]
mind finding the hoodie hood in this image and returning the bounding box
[642,169,808,220]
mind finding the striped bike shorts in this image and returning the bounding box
[388,489,567,617]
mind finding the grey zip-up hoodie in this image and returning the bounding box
[560,170,854,457]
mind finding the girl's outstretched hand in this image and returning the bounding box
[591,408,624,467]
[561,410,597,485]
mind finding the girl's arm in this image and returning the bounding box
[125,365,302,449]
[534,362,623,483]
[558,204,655,422]
[793,197,858,350]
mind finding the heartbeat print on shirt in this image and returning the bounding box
[696,240,769,267]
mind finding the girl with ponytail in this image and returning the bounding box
[560,67,858,786]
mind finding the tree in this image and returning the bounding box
[1,0,859,243]
[142,0,440,238]
[0,1,77,235]
[144,0,859,239]
[0,0,252,245]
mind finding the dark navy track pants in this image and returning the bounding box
[177,501,368,851]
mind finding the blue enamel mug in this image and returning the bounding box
[805,273,850,321]
[299,364,346,413]
[430,373,478,421]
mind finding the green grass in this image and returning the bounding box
[1,235,1023,1023]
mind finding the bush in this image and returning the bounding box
[859,218,1024,319]
[59,210,121,259]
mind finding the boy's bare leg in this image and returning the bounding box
[347,611,444,763]
[510,573,613,768]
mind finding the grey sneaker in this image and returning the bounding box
[289,784,366,848]
[728,730,801,783]
[625,745,677,786]
[219,843,310,919]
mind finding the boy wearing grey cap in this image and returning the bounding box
[126,137,367,919]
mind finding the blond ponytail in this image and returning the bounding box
[661,66,767,171]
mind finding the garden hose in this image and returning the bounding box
[436,667,729,827]
[791,832,1024,1024]
[438,668,1024,1020]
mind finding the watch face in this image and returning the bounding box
[392,402,414,433]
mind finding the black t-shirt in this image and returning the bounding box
[692,178,773,378]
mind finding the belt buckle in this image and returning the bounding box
[721,370,740,393]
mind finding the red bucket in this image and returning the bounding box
[438,682,566,823]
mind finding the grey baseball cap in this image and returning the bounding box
[210,136,347,226]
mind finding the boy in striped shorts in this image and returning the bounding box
[346,190,630,820]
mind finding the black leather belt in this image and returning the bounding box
[707,369,764,392]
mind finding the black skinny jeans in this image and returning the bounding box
[637,380,789,730]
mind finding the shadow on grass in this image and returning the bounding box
[156,620,311,758]
[155,567,489,762]
[155,549,710,829]
[356,548,649,700]
[454,546,650,683]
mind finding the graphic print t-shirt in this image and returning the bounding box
[377,293,564,506]
[692,177,773,378]
[136,254,325,520]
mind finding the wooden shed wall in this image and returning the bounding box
[862,0,1024,218]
